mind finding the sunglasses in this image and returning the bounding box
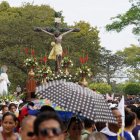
[39,127,62,137]
[27,132,35,137]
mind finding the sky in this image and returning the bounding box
[1,0,139,52]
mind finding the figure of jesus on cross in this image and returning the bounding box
[34,12,80,73]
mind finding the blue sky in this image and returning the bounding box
[2,0,139,52]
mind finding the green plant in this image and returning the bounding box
[113,83,126,94]
[0,94,16,102]
[89,82,112,94]
[124,83,140,95]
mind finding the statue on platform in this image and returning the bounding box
[0,65,10,96]
[34,11,80,73]
[26,69,36,100]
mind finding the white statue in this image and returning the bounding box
[0,65,10,96]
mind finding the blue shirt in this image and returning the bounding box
[120,131,132,140]
[132,125,140,140]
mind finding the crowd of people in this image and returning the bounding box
[0,95,140,140]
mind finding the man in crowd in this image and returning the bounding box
[1,105,9,115]
[20,115,37,140]
[81,118,95,140]
[101,107,122,140]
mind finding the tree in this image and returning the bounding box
[96,47,124,84]
[106,0,140,35]
[89,82,112,94]
[0,2,55,91]
[117,45,140,81]
[63,21,101,75]
[0,2,101,91]
[113,83,126,94]
[124,83,140,95]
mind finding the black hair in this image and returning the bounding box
[127,105,137,113]
[84,118,95,129]
[27,102,35,109]
[1,105,8,110]
[136,107,140,120]
[111,107,118,111]
[2,112,17,122]
[40,105,55,113]
[125,109,136,127]
[95,122,106,131]
[8,103,17,110]
[67,116,83,131]
[34,112,64,136]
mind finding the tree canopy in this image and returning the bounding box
[96,47,124,84]
[106,0,140,35]
[117,45,140,81]
[0,1,101,91]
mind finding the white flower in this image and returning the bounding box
[88,74,91,77]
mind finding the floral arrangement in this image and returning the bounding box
[0,94,16,103]
[24,57,38,68]
[36,65,52,79]
[47,70,76,82]
[76,65,92,77]
[61,57,73,68]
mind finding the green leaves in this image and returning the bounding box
[124,83,140,95]
[89,83,112,94]
[0,2,101,91]
[106,0,140,35]
[116,45,140,81]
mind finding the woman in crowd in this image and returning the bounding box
[0,112,20,140]
[34,112,65,140]
[66,116,84,140]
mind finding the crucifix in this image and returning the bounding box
[34,11,80,73]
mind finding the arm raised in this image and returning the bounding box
[41,29,54,36]
[61,29,74,36]
[34,27,54,36]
